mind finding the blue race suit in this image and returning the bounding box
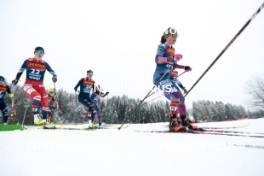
[153,44,187,115]
[74,78,99,122]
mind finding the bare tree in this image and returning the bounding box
[248,78,264,110]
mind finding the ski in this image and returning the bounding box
[195,122,250,130]
[136,128,264,138]
[43,124,63,129]
[197,128,264,135]
[43,123,104,130]
[187,128,264,138]
[200,126,246,130]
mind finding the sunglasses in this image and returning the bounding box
[35,50,45,56]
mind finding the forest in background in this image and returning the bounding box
[2,84,264,125]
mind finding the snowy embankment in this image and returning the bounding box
[1,118,264,176]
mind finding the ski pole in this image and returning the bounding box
[118,71,170,130]
[53,82,56,91]
[118,70,187,130]
[177,70,187,78]
[53,82,60,120]
[75,90,79,105]
[142,92,163,105]
[185,1,264,97]
[10,84,17,118]
[21,99,30,128]
[21,107,28,128]
[144,89,159,101]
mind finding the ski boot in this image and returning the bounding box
[46,114,53,124]
[34,114,46,125]
[168,101,186,132]
[87,119,92,128]
[169,115,186,132]
[180,115,202,131]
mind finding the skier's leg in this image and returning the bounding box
[0,100,9,124]
[171,91,187,116]
[0,101,4,123]
[36,85,49,120]
[78,94,90,107]
[97,108,102,126]
[168,100,186,132]
[78,94,93,121]
[171,91,196,129]
[93,105,101,125]
[158,79,185,132]
[23,84,41,113]
[90,94,102,125]
[23,84,45,124]
[87,101,98,123]
[2,106,9,124]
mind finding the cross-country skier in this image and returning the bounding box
[74,70,108,126]
[0,76,12,125]
[12,47,57,125]
[153,27,192,132]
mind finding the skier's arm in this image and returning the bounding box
[6,85,11,94]
[13,60,27,84]
[176,79,184,89]
[6,85,14,98]
[155,45,170,64]
[156,55,168,63]
[173,63,191,71]
[94,84,109,97]
[156,54,182,64]
[74,79,83,92]
[173,63,185,69]
[45,62,57,82]
[92,82,96,93]
[45,62,56,76]
[156,45,184,64]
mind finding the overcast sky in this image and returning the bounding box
[0,0,263,109]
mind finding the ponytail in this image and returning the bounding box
[160,35,166,44]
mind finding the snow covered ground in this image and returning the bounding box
[1,118,264,176]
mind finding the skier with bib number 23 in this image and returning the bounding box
[12,47,57,125]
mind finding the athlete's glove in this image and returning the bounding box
[167,54,183,63]
[52,75,57,83]
[174,54,183,61]
[184,66,192,71]
[101,91,109,98]
[182,87,188,94]
[12,79,18,85]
